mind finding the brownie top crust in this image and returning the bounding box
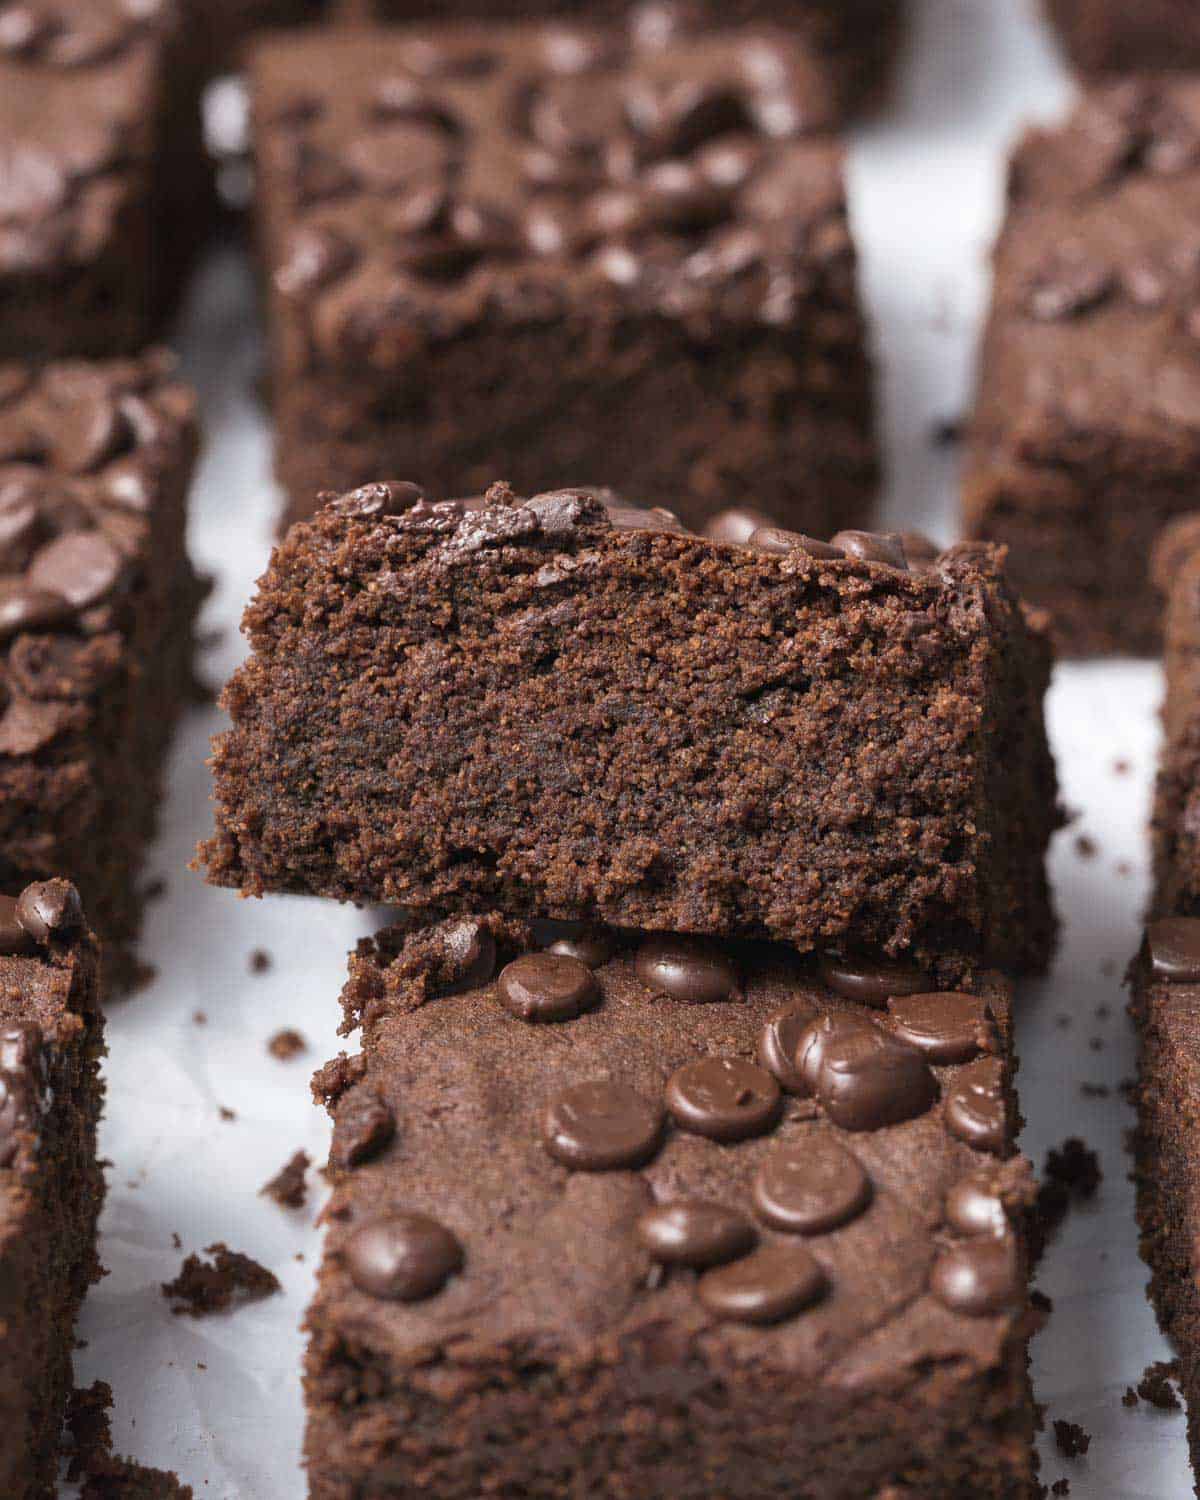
[314,912,1034,1396]
[970,79,1200,476]
[0,0,181,278]
[252,23,852,358]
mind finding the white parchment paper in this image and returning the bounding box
[64,2,1190,1494]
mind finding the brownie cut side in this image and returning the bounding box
[0,353,202,991]
[201,486,1058,974]
[963,80,1200,656]
[305,912,1039,1500]
[251,23,877,537]
[0,880,104,1500]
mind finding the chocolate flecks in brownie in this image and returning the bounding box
[1052,1420,1091,1459]
[261,1149,310,1209]
[1137,1359,1182,1410]
[68,1381,194,1498]
[162,1243,281,1316]
[249,948,273,975]
[1074,834,1098,859]
[268,1027,306,1060]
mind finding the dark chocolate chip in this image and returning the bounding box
[330,1090,395,1169]
[1146,917,1200,982]
[703,508,775,546]
[756,1004,815,1094]
[27,532,123,610]
[697,1242,826,1325]
[542,1080,663,1170]
[946,1170,1011,1238]
[344,1213,462,1301]
[1024,256,1113,321]
[930,1237,1021,1317]
[49,397,126,475]
[817,952,929,1009]
[887,992,991,1065]
[0,895,36,955]
[637,1201,756,1268]
[326,481,427,519]
[275,225,358,296]
[547,926,616,969]
[796,1014,937,1132]
[14,879,82,942]
[829,530,909,569]
[634,935,738,1005]
[0,581,73,641]
[497,952,598,1023]
[665,1057,781,1142]
[747,526,843,559]
[944,1057,1007,1154]
[752,1136,872,1234]
[438,918,497,995]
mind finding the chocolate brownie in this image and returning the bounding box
[251,23,877,535]
[193,0,328,75]
[0,0,208,360]
[1151,515,1200,914]
[201,485,1059,974]
[0,352,202,990]
[962,80,1200,656]
[1044,0,1200,77]
[0,880,104,1500]
[305,912,1039,1500]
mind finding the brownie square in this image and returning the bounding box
[0,352,202,990]
[963,80,1200,656]
[305,913,1038,1500]
[1044,0,1200,77]
[201,487,1059,975]
[0,880,103,1500]
[251,23,877,535]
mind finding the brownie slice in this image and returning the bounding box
[1043,0,1200,77]
[201,486,1058,974]
[962,80,1200,656]
[305,912,1039,1500]
[251,22,877,535]
[0,879,104,1500]
[0,0,208,360]
[0,352,202,991]
[1151,516,1200,914]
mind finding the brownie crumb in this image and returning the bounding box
[1080,1082,1110,1098]
[68,1381,194,1498]
[1033,1139,1101,1254]
[162,1242,281,1316]
[261,1149,310,1209]
[1116,860,1132,877]
[1051,1482,1070,1497]
[268,1027,307,1061]
[1113,758,1131,775]
[192,1011,206,1026]
[1122,1387,1139,1408]
[143,877,167,903]
[249,948,273,974]
[1137,1359,1182,1410]
[1052,1420,1091,1459]
[1074,834,1097,859]
[219,1106,236,1121]
[1031,1288,1054,1316]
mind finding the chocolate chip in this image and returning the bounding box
[944,1057,1007,1154]
[817,952,929,1009]
[637,1201,756,1268]
[1024,255,1113,321]
[542,1080,663,1170]
[0,895,36,955]
[665,1057,781,1142]
[275,225,359,296]
[27,531,123,610]
[930,1237,1021,1317]
[887,992,992,1065]
[633,935,738,1004]
[756,1004,815,1094]
[829,531,909,569]
[0,1021,43,1168]
[326,481,428,519]
[547,926,616,968]
[48,396,125,475]
[747,526,842,558]
[14,879,82,942]
[1146,917,1200,982]
[946,1170,1011,1238]
[330,1090,395,1170]
[702,508,775,545]
[0,582,73,641]
[344,1213,463,1301]
[497,952,599,1023]
[796,1014,937,1132]
[752,1136,871,1234]
[438,917,497,995]
[697,1242,826,1325]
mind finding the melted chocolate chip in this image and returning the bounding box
[637,1201,756,1268]
[27,531,123,610]
[946,1170,1012,1239]
[818,952,929,1008]
[547,926,616,969]
[887,992,991,1065]
[497,952,598,1023]
[14,878,82,942]
[747,525,842,559]
[702,507,774,545]
[0,1021,44,1168]
[756,1003,815,1094]
[944,1057,1007,1154]
[1146,917,1200,982]
[796,1014,937,1132]
[633,935,738,1004]
[752,1136,872,1235]
[327,481,427,519]
[0,581,73,641]
[542,1080,663,1170]
[930,1237,1021,1317]
[697,1242,826,1325]
[665,1056,781,1142]
[344,1213,463,1301]
[330,1090,396,1170]
[1024,255,1114,321]
[0,895,36,955]
[438,918,497,995]
[829,530,908,569]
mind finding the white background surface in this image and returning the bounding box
[62,1,1190,1494]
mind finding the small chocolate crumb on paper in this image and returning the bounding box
[1074,834,1097,859]
[1052,1419,1091,1459]
[67,1381,194,1497]
[162,1243,281,1316]
[268,1028,307,1061]
[249,948,273,974]
[1137,1359,1182,1410]
[261,1149,311,1209]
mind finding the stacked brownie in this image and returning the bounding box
[250,22,878,535]
[0,352,202,989]
[0,0,208,360]
[202,484,1060,1494]
[0,880,104,1500]
[963,79,1200,655]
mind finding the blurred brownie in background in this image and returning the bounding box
[1044,0,1200,77]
